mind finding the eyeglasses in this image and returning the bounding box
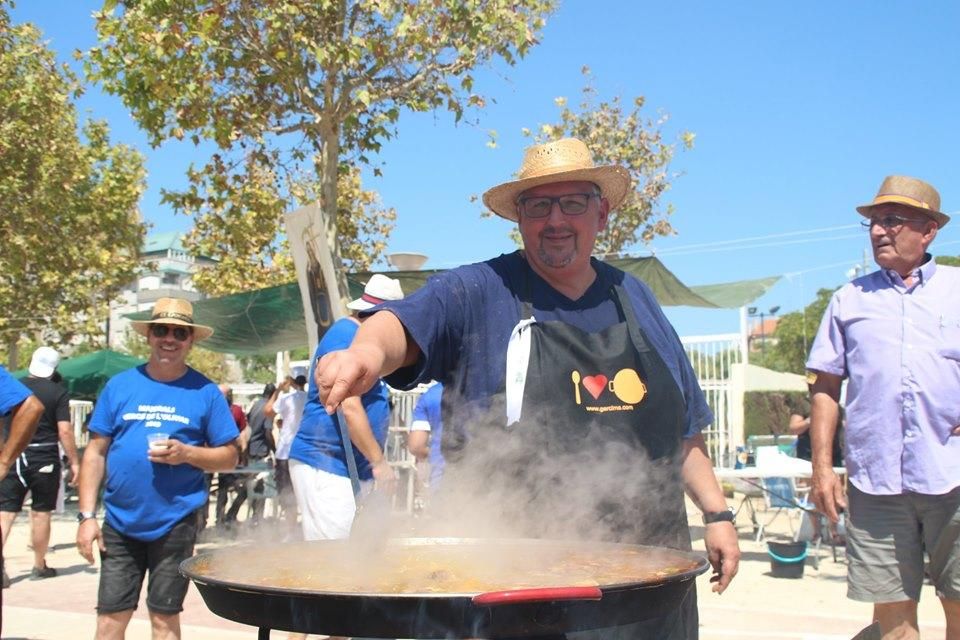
[861,214,927,230]
[516,193,599,218]
[150,324,191,341]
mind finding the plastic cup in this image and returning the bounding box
[147,432,170,450]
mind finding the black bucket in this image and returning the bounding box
[767,540,807,578]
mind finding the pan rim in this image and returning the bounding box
[181,536,710,599]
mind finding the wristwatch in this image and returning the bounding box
[77,511,97,524]
[702,509,735,525]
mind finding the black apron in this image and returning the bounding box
[496,283,697,640]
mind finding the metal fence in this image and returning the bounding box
[69,399,94,446]
[385,386,431,513]
[680,333,746,468]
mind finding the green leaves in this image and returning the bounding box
[85,0,557,299]
[516,68,692,256]
[761,288,838,374]
[0,6,145,365]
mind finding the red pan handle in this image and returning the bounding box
[472,586,603,606]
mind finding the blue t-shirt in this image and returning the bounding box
[376,251,712,444]
[290,317,391,480]
[411,383,444,485]
[0,365,31,416]
[88,365,238,541]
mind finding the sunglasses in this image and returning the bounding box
[860,214,928,231]
[150,324,192,341]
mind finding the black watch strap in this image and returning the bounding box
[702,509,735,525]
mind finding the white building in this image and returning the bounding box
[106,232,216,348]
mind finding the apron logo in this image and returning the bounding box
[581,374,608,400]
[571,368,647,407]
[609,369,646,404]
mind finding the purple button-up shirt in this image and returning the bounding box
[807,257,960,496]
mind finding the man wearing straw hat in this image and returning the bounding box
[807,176,960,639]
[76,297,240,640]
[313,138,740,639]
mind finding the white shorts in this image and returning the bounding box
[288,459,370,541]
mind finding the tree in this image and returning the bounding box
[491,67,694,255]
[87,0,556,299]
[764,287,839,374]
[0,5,146,369]
[935,254,960,267]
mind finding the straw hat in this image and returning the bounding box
[482,138,632,222]
[856,175,949,228]
[130,297,214,341]
[346,274,404,311]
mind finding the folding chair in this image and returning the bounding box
[798,510,847,568]
[763,480,848,570]
[246,469,280,520]
[756,476,809,542]
[730,478,765,540]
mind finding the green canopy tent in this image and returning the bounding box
[125,257,781,356]
[12,349,146,400]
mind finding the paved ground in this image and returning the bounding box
[0,495,949,639]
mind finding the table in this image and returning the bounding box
[713,465,847,543]
[714,466,847,480]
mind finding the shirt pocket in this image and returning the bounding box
[939,315,960,361]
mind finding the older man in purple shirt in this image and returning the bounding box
[807,175,960,640]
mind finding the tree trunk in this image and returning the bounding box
[319,126,351,311]
[6,338,19,371]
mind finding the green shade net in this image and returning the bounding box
[126,282,309,356]
[607,257,717,307]
[125,258,781,356]
[689,275,782,308]
[12,349,146,400]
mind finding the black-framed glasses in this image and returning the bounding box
[150,324,191,341]
[861,214,927,230]
[516,193,599,218]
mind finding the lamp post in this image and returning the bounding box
[386,252,428,271]
[748,305,780,362]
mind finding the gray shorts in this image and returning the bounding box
[97,515,197,614]
[846,483,960,602]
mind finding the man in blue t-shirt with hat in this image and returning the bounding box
[288,274,403,542]
[76,297,240,640]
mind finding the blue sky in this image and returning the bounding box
[12,1,960,337]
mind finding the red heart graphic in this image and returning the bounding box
[581,375,608,400]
